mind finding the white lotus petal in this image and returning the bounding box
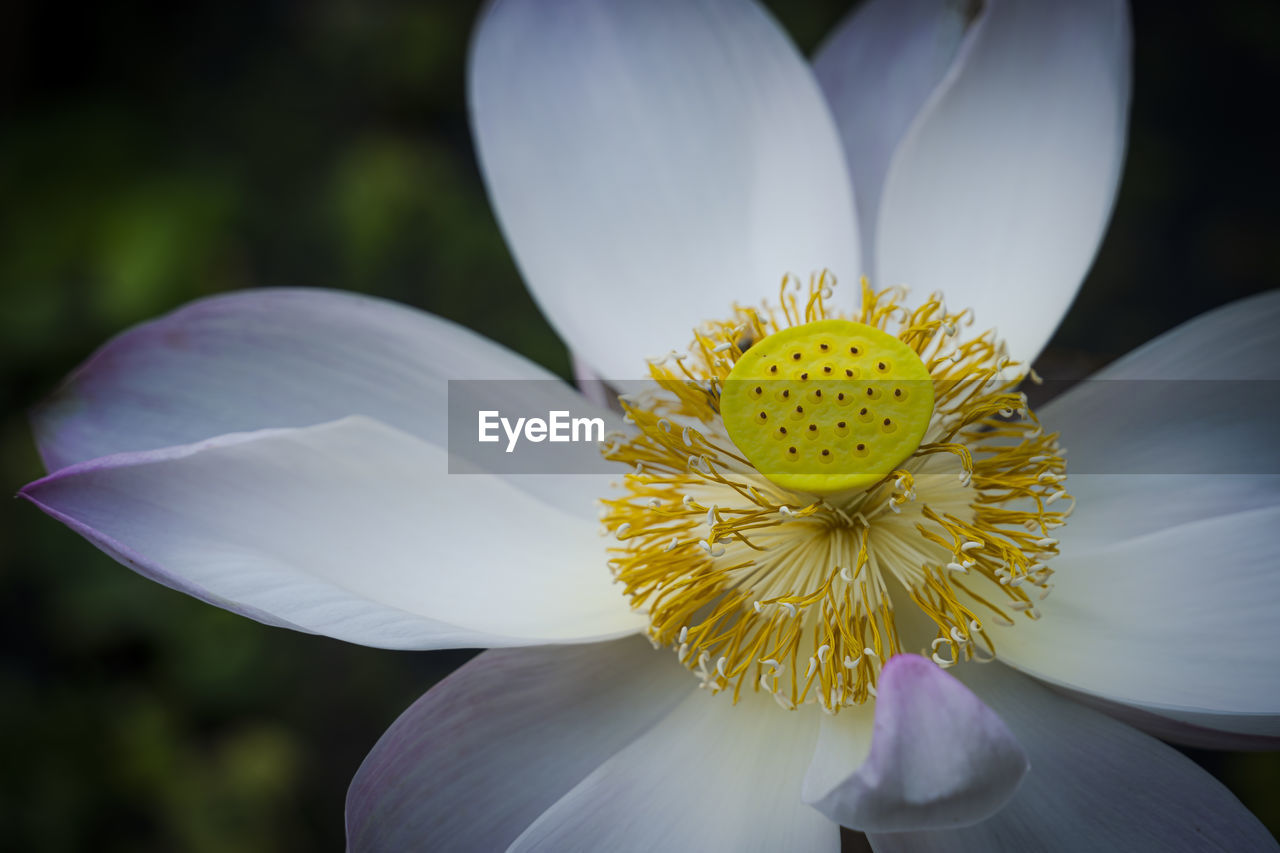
[992,506,1280,737]
[868,664,1278,852]
[1043,291,1280,531]
[1056,686,1280,752]
[1056,474,1279,556]
[32,287,617,518]
[814,0,969,269]
[346,637,693,851]
[1052,289,1280,381]
[508,690,836,851]
[998,292,1280,733]
[801,704,875,808]
[21,416,644,649]
[470,0,860,379]
[876,0,1131,362]
[804,654,1026,832]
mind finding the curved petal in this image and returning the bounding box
[801,704,875,809]
[867,664,1277,853]
[31,287,616,518]
[875,0,1131,362]
[804,654,1026,833]
[1040,290,1280,591]
[1058,686,1280,752]
[814,0,969,270]
[346,637,693,852]
[1053,474,1280,556]
[1060,289,1280,382]
[1040,291,1280,577]
[470,0,860,379]
[1043,290,1280,511]
[508,691,837,852]
[999,292,1280,735]
[989,506,1280,738]
[20,416,644,649]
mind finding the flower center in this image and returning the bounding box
[601,274,1070,713]
[720,318,935,494]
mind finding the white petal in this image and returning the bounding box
[508,691,837,852]
[814,0,969,270]
[875,0,1131,363]
[804,654,1026,832]
[1043,291,1280,525]
[1058,289,1280,381]
[346,637,693,852]
[992,506,1280,737]
[801,705,875,807]
[868,664,1277,853]
[32,287,616,518]
[1042,291,1280,558]
[1056,686,1280,752]
[1002,292,1280,734]
[1054,475,1279,556]
[470,0,860,379]
[20,416,644,649]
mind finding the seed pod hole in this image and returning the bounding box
[718,317,935,494]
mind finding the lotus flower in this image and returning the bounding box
[21,0,1279,849]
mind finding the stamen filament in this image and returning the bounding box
[601,273,1069,712]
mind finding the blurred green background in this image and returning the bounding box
[2,0,1276,849]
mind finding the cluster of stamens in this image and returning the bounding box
[600,273,1070,713]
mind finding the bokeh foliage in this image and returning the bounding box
[2,0,1277,849]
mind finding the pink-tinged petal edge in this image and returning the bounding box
[346,638,694,852]
[867,663,1279,852]
[20,416,645,651]
[804,654,1027,832]
[22,430,317,635]
[29,287,617,521]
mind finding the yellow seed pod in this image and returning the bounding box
[721,319,934,495]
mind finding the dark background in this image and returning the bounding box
[2,1,1277,849]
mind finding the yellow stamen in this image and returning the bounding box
[601,273,1070,713]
